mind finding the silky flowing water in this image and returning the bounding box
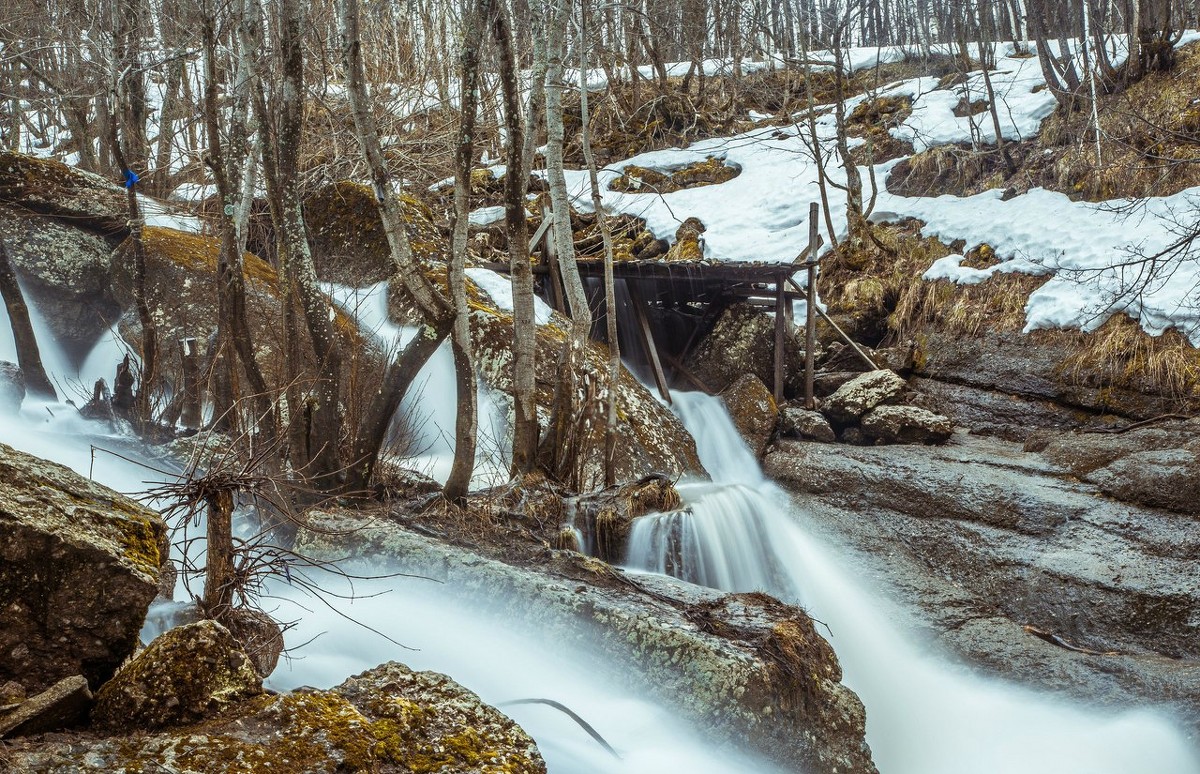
[3,288,1199,772]
[627,390,1200,773]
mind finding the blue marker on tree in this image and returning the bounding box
[123,168,139,189]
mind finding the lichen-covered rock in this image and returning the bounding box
[0,152,128,236]
[0,442,167,694]
[0,675,92,738]
[860,405,953,445]
[0,361,24,412]
[6,661,547,773]
[721,373,778,458]
[685,302,804,395]
[665,216,706,261]
[780,406,837,443]
[91,620,262,732]
[0,204,122,352]
[822,369,907,424]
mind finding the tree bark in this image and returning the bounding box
[0,239,56,400]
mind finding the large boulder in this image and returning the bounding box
[821,369,907,424]
[0,152,128,237]
[721,373,778,458]
[470,306,704,489]
[0,442,167,694]
[570,474,682,561]
[0,204,122,354]
[860,405,953,445]
[685,302,804,395]
[5,661,547,773]
[91,620,262,732]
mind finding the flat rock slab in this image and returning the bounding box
[0,676,92,738]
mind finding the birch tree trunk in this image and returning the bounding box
[0,239,56,400]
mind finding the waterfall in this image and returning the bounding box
[626,391,1200,774]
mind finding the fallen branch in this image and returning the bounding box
[498,698,621,759]
[1022,625,1119,656]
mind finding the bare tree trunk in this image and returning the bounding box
[578,7,622,487]
[0,239,55,400]
[276,0,343,489]
[492,0,540,477]
[443,0,491,504]
[202,488,235,621]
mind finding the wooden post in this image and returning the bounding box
[773,271,787,404]
[180,337,202,430]
[805,202,819,410]
[627,283,671,404]
[542,204,567,314]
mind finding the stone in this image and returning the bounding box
[0,360,24,412]
[780,406,837,443]
[5,660,549,773]
[0,442,167,694]
[0,675,92,738]
[685,302,804,395]
[91,620,262,732]
[861,405,953,445]
[571,474,682,562]
[820,341,878,372]
[812,370,860,397]
[821,369,908,424]
[222,608,285,678]
[0,152,128,236]
[1086,448,1200,517]
[720,373,779,458]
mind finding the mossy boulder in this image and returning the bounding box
[303,180,445,286]
[685,302,804,395]
[721,373,778,458]
[860,404,953,445]
[0,442,167,694]
[0,151,128,237]
[470,306,703,489]
[92,620,262,732]
[571,474,682,562]
[6,661,546,773]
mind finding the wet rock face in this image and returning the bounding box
[685,302,804,395]
[721,373,778,458]
[860,404,952,445]
[92,620,262,732]
[821,369,907,424]
[0,442,167,694]
[0,204,122,353]
[1035,419,1200,516]
[7,661,548,773]
[0,361,24,412]
[571,475,682,562]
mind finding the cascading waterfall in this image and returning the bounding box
[627,390,1200,774]
[0,291,787,774]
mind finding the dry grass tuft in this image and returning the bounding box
[1059,315,1200,409]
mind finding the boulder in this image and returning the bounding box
[819,341,878,373]
[0,360,23,411]
[685,302,804,395]
[821,369,907,424]
[1086,448,1200,517]
[780,406,837,443]
[571,474,682,562]
[812,370,860,397]
[0,152,128,237]
[0,442,167,694]
[0,675,92,738]
[470,306,703,489]
[860,405,953,445]
[165,604,284,678]
[0,204,122,354]
[721,373,778,458]
[91,620,262,732]
[5,661,548,773]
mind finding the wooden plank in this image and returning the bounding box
[663,352,713,394]
[773,272,787,404]
[804,202,819,410]
[627,283,671,405]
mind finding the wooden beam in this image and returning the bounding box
[627,284,671,405]
[663,352,713,394]
[804,202,819,410]
[773,272,787,404]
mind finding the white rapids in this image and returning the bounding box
[626,390,1200,774]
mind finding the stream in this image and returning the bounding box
[2,289,1198,772]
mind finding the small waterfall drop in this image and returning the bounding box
[627,391,1200,774]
